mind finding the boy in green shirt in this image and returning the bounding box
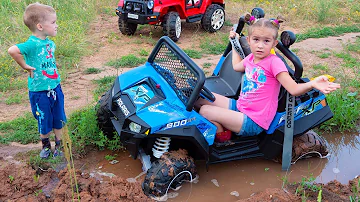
[8,3,66,158]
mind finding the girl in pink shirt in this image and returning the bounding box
[195,15,340,141]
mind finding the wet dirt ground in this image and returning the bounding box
[1,132,359,201]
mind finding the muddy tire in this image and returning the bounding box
[291,130,329,162]
[142,149,197,198]
[96,90,114,138]
[201,4,225,33]
[163,12,181,42]
[118,17,137,35]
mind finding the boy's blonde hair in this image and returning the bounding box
[23,2,55,32]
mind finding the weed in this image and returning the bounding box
[93,75,117,99]
[202,62,212,69]
[139,48,149,56]
[106,54,146,68]
[67,105,123,155]
[0,113,38,144]
[8,175,14,183]
[34,189,43,196]
[33,174,40,183]
[105,154,117,161]
[184,49,202,59]
[5,92,24,105]
[296,25,360,42]
[84,67,101,74]
[312,64,328,71]
[264,168,270,172]
[71,95,81,100]
[318,53,331,59]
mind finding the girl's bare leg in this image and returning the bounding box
[199,105,244,133]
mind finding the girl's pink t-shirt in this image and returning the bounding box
[236,53,288,130]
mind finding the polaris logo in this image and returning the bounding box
[116,98,130,116]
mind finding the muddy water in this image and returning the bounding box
[75,132,360,201]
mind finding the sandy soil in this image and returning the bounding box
[0,9,360,202]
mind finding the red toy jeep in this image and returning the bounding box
[116,0,225,42]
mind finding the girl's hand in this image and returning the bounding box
[311,75,341,94]
[229,30,239,39]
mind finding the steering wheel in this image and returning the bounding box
[200,85,216,102]
[187,78,215,102]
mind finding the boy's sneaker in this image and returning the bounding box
[40,147,52,159]
[53,148,63,158]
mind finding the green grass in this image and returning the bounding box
[106,54,147,68]
[0,113,38,144]
[319,39,360,132]
[296,25,360,42]
[67,105,122,155]
[93,75,117,99]
[84,67,101,74]
[183,49,202,59]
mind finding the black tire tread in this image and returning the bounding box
[96,90,114,138]
[118,17,137,35]
[142,149,196,198]
[163,12,180,42]
[201,4,224,33]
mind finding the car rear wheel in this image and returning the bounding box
[163,11,181,42]
[142,149,197,200]
[118,17,137,35]
[96,90,115,138]
[201,4,225,33]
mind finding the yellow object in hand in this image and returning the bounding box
[311,74,336,82]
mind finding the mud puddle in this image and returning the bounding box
[79,132,359,201]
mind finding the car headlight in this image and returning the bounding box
[147,0,154,9]
[129,122,141,133]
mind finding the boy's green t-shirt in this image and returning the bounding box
[16,35,61,92]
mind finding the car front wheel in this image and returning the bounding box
[163,12,181,42]
[201,4,225,33]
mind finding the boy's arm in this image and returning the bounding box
[276,72,340,96]
[8,45,35,77]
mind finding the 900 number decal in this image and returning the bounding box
[165,117,196,129]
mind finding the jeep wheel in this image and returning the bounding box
[274,130,329,163]
[201,4,225,33]
[142,149,197,199]
[118,17,137,35]
[291,130,329,162]
[163,12,181,42]
[96,90,115,138]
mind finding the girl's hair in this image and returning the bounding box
[23,2,56,32]
[244,13,285,39]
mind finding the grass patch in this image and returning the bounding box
[318,53,331,59]
[93,75,117,99]
[106,54,146,68]
[139,48,149,57]
[202,62,212,69]
[84,67,101,74]
[183,49,202,59]
[200,33,228,55]
[312,64,328,71]
[67,105,122,155]
[296,24,360,42]
[0,113,38,144]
